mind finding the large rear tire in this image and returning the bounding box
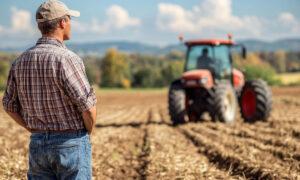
[211,82,237,123]
[168,79,186,125]
[239,79,272,122]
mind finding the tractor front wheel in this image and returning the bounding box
[211,82,237,123]
[168,79,186,125]
[239,79,272,122]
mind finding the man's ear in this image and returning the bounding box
[59,19,66,29]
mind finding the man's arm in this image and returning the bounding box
[60,55,97,136]
[82,105,96,136]
[2,64,30,132]
[5,111,32,133]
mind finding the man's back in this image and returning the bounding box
[5,37,95,131]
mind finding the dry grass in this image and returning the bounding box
[275,72,300,85]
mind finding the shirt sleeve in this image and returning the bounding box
[2,65,21,112]
[60,55,97,112]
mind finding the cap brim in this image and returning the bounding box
[68,10,80,17]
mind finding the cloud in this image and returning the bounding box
[157,0,261,36]
[279,12,297,23]
[279,12,299,33]
[72,5,140,34]
[105,5,140,29]
[157,3,197,32]
[0,7,36,36]
[11,7,33,32]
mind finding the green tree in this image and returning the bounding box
[85,65,96,85]
[243,65,281,85]
[161,61,184,85]
[100,48,130,87]
[0,60,10,91]
[83,57,102,85]
[166,50,184,61]
[271,50,286,73]
[132,66,162,88]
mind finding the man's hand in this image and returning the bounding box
[4,111,32,133]
[82,105,97,137]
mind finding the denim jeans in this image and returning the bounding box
[27,129,91,180]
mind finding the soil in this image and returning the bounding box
[0,87,299,179]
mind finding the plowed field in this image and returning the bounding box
[0,87,300,179]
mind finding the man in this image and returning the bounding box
[2,0,97,179]
[197,48,214,70]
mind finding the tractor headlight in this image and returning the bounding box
[198,77,207,84]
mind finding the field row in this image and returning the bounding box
[0,89,299,179]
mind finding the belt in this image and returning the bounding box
[30,129,85,134]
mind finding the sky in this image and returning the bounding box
[0,0,299,48]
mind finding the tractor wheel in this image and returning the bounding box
[168,79,186,125]
[239,79,272,122]
[211,82,237,123]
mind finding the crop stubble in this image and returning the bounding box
[0,87,299,179]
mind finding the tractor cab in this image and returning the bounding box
[182,39,245,89]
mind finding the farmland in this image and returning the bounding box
[275,72,300,85]
[0,87,300,179]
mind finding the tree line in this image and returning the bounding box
[85,49,185,88]
[0,49,300,90]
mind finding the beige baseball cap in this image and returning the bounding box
[36,0,80,23]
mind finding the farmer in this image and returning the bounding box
[197,48,215,71]
[2,0,97,179]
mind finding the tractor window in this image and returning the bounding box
[214,45,232,80]
[185,46,213,71]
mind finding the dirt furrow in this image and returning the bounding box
[98,108,130,122]
[158,105,173,125]
[189,124,299,177]
[91,104,151,179]
[204,122,300,153]
[134,107,155,180]
[136,128,150,180]
[114,107,142,124]
[178,125,297,179]
[146,125,238,179]
[192,125,300,164]
[91,126,145,179]
[241,122,300,141]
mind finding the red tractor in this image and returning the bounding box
[168,36,272,125]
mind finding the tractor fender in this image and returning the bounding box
[233,68,244,88]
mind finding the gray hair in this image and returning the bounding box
[36,13,69,34]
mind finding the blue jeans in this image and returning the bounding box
[27,129,91,180]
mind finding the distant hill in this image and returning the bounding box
[68,41,161,56]
[1,38,300,56]
[237,39,300,52]
[68,38,300,56]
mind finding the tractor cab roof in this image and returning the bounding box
[185,39,235,46]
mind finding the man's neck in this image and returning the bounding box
[42,34,63,43]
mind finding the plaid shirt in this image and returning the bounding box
[2,37,97,131]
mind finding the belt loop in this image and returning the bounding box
[77,129,80,137]
[45,130,49,140]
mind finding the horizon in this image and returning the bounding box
[2,36,300,50]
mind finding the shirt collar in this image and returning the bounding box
[36,37,66,48]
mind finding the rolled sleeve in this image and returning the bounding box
[76,86,97,112]
[60,56,97,112]
[2,67,21,112]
